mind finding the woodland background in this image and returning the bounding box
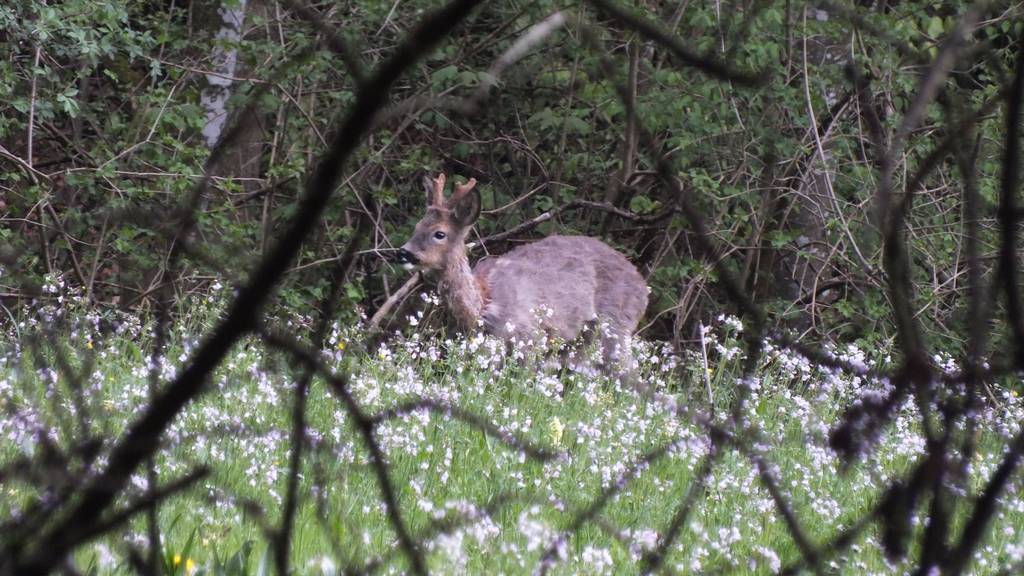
[3,0,1020,351]
[3,0,1024,574]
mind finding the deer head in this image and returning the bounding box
[396,173,480,271]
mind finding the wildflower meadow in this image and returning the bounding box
[3,287,1024,574]
[4,0,1024,574]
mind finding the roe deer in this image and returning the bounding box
[396,173,648,371]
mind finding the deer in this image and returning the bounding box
[396,173,649,373]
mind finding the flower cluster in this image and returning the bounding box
[2,296,1023,573]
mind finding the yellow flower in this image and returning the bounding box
[86,340,93,350]
[548,417,565,445]
[172,555,196,575]
[337,341,346,351]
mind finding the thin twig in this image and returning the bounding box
[8,2,482,572]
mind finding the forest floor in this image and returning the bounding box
[3,301,1024,575]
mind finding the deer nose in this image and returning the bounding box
[395,248,418,265]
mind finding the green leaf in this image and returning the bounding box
[628,195,658,214]
[344,281,364,301]
[255,547,271,576]
[565,116,590,135]
[223,540,253,575]
[430,64,458,87]
[768,229,798,249]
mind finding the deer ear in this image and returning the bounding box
[422,175,438,206]
[451,189,481,228]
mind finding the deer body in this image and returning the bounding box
[398,174,648,366]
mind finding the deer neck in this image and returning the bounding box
[439,247,483,331]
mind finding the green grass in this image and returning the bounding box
[2,310,1024,575]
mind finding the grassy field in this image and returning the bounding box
[3,301,1024,574]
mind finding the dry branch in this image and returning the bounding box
[3,2,483,572]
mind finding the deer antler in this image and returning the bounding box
[447,177,477,206]
[430,173,447,206]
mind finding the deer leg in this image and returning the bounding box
[598,324,638,385]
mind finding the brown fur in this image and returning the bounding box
[399,174,649,366]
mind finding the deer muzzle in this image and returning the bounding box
[395,247,419,270]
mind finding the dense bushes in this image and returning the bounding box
[1,1,1021,350]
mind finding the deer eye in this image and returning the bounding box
[433,230,447,240]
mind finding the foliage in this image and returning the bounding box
[0,1,1020,352]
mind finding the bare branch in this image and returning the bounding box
[586,0,768,87]
[7,2,483,572]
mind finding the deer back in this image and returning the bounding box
[477,235,648,342]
